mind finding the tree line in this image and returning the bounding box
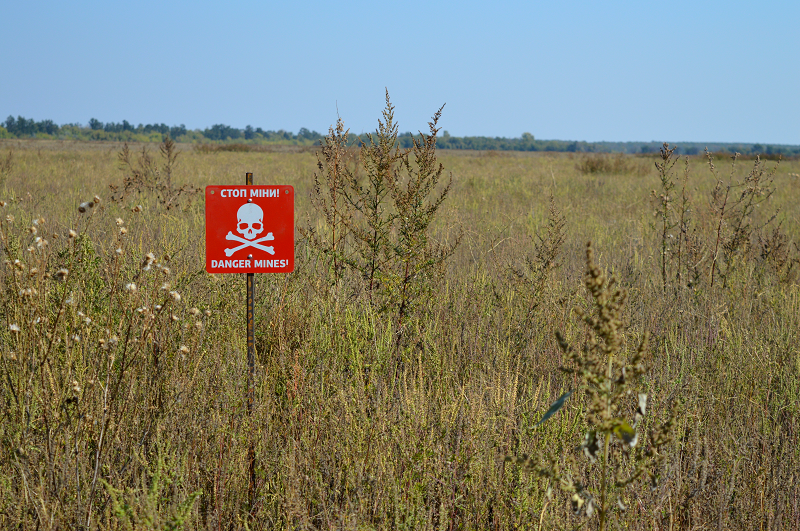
[1,116,326,146]
[2,115,798,156]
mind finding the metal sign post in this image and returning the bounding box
[245,172,255,510]
[205,175,295,511]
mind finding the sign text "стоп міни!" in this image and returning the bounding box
[218,188,283,198]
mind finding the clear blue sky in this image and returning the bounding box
[3,1,798,144]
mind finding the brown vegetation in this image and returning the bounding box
[0,120,799,530]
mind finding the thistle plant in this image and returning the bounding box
[0,199,204,527]
[507,242,675,530]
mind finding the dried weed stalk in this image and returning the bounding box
[111,137,199,209]
[302,118,357,281]
[504,195,566,348]
[651,143,679,292]
[674,157,692,289]
[706,150,778,288]
[507,242,675,530]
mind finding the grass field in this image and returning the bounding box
[1,132,799,530]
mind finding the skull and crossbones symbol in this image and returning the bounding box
[224,203,275,257]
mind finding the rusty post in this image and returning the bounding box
[245,172,256,511]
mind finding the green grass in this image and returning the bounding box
[0,137,799,529]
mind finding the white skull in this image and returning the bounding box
[236,203,264,240]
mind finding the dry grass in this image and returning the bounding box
[0,136,799,530]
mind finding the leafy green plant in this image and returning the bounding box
[383,102,458,344]
[508,195,566,306]
[339,92,405,302]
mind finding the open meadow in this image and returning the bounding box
[1,130,799,530]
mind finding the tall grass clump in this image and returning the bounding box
[0,149,12,188]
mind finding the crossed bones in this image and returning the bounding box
[225,232,275,256]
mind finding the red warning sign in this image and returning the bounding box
[205,185,294,273]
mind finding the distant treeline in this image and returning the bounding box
[0,116,324,145]
[3,115,799,156]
